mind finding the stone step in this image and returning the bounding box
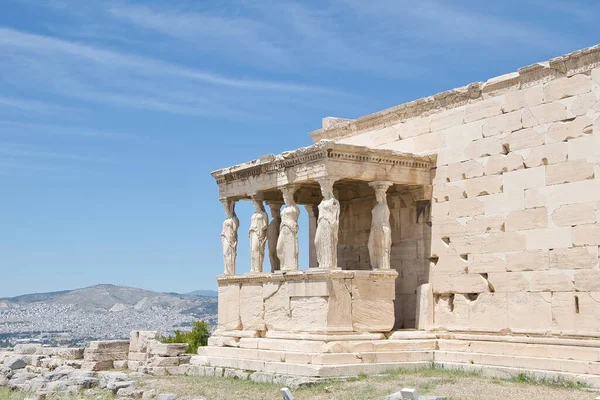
[236,337,436,352]
[435,350,600,375]
[434,361,600,388]
[440,332,600,347]
[438,339,600,362]
[199,346,434,365]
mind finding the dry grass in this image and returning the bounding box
[134,367,596,400]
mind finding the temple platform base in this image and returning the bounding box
[190,330,600,388]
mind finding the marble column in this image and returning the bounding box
[267,202,282,272]
[304,205,319,268]
[220,198,239,275]
[277,185,299,271]
[315,178,340,269]
[368,181,393,270]
[248,194,268,273]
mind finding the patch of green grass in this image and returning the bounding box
[509,372,587,390]
[0,387,27,400]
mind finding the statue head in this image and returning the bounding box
[281,185,297,206]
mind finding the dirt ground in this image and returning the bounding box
[135,367,598,400]
[1,367,598,400]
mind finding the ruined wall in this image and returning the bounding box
[337,192,430,329]
[319,45,600,336]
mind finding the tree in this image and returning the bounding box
[161,320,210,354]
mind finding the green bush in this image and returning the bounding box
[161,320,211,354]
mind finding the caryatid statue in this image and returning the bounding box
[248,195,268,273]
[315,178,340,269]
[220,199,239,275]
[267,202,282,272]
[277,185,299,271]
[368,181,392,269]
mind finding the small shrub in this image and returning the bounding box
[161,320,210,354]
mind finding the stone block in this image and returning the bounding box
[263,282,290,331]
[549,246,598,269]
[552,292,600,334]
[432,181,465,203]
[352,277,394,300]
[290,296,328,331]
[218,283,241,331]
[505,207,548,231]
[415,284,433,330]
[546,159,595,186]
[546,116,593,143]
[129,331,159,353]
[487,272,530,293]
[574,270,600,291]
[469,293,509,331]
[288,280,329,297]
[148,343,188,357]
[86,340,130,353]
[503,166,546,193]
[83,351,128,362]
[396,117,430,139]
[483,153,524,176]
[446,160,484,182]
[544,74,591,102]
[113,360,128,370]
[568,132,600,160]
[446,198,485,218]
[464,136,505,159]
[506,250,549,271]
[486,232,526,253]
[552,203,597,226]
[429,107,464,132]
[81,361,113,371]
[430,273,487,294]
[525,179,600,210]
[572,224,600,246]
[326,278,353,331]
[239,283,265,331]
[13,344,42,355]
[508,292,552,331]
[483,191,525,214]
[483,110,522,137]
[148,357,180,367]
[524,227,572,250]
[465,97,503,123]
[520,142,568,168]
[523,102,568,127]
[352,299,395,332]
[529,270,574,292]
[466,215,505,235]
[502,85,543,113]
[503,128,544,151]
[128,352,147,361]
[571,92,598,116]
[468,253,506,273]
[464,175,503,198]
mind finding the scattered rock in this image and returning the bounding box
[117,386,145,399]
[156,393,177,400]
[5,356,27,370]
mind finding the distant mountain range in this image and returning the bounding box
[0,284,218,343]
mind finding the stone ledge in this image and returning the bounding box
[217,268,399,284]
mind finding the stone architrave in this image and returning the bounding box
[249,195,268,273]
[267,202,282,272]
[277,185,300,271]
[315,178,340,269]
[368,181,393,269]
[220,199,239,275]
[305,205,319,268]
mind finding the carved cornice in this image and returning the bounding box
[310,43,600,142]
[211,141,435,185]
[216,269,398,284]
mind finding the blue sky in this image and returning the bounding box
[1,0,599,297]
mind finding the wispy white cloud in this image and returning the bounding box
[0,143,118,164]
[0,121,133,139]
[0,96,81,116]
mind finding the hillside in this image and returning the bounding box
[0,284,217,344]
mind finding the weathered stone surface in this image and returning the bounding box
[502,85,543,113]
[544,74,591,102]
[464,175,503,197]
[505,207,547,231]
[148,343,188,357]
[218,283,241,331]
[352,299,395,332]
[524,227,572,250]
[482,110,522,137]
[156,393,177,400]
[572,224,600,246]
[468,253,506,273]
[86,340,130,353]
[483,152,524,175]
[546,116,593,143]
[520,142,568,168]
[129,331,159,353]
[506,250,549,272]
[486,232,526,253]
[4,357,26,370]
[466,215,505,235]
[552,203,597,226]
[503,128,544,151]
[549,247,598,270]
[523,102,567,127]
[239,283,265,331]
[546,159,595,185]
[508,292,552,331]
[13,344,42,355]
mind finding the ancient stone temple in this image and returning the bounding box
[200,43,600,386]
